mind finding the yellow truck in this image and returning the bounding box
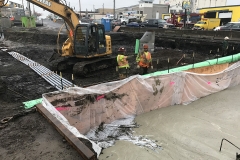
[193,18,220,30]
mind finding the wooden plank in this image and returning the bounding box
[113,26,121,32]
[36,104,97,160]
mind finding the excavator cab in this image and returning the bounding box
[74,23,107,57]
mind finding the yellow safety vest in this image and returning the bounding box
[117,54,130,68]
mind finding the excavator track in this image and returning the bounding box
[73,56,117,77]
[49,56,117,77]
[49,57,76,72]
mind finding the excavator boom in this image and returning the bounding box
[28,0,79,34]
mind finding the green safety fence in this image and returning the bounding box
[21,16,36,28]
[144,53,240,78]
[135,39,140,54]
[23,98,42,109]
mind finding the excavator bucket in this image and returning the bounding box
[139,31,155,53]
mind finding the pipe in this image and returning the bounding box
[144,53,240,77]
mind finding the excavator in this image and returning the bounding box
[0,0,115,76]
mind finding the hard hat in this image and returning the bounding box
[118,47,126,52]
[224,36,229,40]
[143,44,148,49]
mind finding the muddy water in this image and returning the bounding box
[99,85,240,160]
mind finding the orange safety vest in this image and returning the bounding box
[117,54,129,68]
[137,51,152,67]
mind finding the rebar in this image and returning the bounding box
[1,49,75,91]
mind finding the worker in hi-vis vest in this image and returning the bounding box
[222,36,229,57]
[117,47,130,79]
[136,44,153,75]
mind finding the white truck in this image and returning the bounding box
[117,14,146,25]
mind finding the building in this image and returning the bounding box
[95,8,113,15]
[159,0,227,13]
[78,8,113,20]
[198,5,240,25]
[5,1,24,8]
[1,1,25,19]
[115,0,169,20]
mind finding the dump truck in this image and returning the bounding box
[166,13,204,28]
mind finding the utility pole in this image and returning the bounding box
[113,0,115,19]
[28,2,31,17]
[103,3,104,15]
[79,0,81,19]
[33,4,35,17]
[22,0,25,12]
[93,5,95,19]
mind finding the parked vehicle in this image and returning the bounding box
[141,19,174,28]
[193,18,220,30]
[92,19,101,24]
[214,22,240,31]
[219,23,240,31]
[166,13,203,28]
[111,19,121,28]
[126,22,140,27]
[81,18,93,23]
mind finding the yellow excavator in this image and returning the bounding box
[0,0,114,76]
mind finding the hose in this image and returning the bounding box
[57,23,65,55]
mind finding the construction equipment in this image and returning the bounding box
[166,13,204,28]
[0,0,8,7]
[1,0,115,76]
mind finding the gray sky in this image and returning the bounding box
[9,0,240,18]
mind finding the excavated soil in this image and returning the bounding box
[0,26,238,159]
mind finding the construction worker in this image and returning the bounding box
[136,44,153,75]
[117,47,130,79]
[222,36,229,57]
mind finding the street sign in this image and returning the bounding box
[182,1,191,10]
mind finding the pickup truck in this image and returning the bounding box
[141,19,174,28]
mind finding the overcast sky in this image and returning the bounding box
[9,0,240,18]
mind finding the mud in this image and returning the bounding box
[1,26,240,159]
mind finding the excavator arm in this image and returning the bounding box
[0,0,79,34]
[0,0,8,7]
[27,0,79,33]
